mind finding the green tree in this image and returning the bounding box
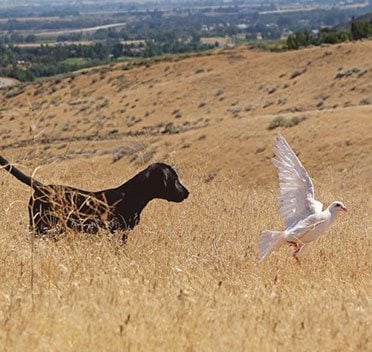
[320,28,350,44]
[286,34,298,50]
[351,20,371,40]
[111,43,123,58]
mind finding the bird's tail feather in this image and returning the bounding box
[259,230,285,262]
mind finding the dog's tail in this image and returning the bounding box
[259,230,285,263]
[0,155,42,189]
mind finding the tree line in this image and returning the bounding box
[286,19,372,50]
[0,35,214,82]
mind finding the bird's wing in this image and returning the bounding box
[272,133,322,228]
[286,218,327,241]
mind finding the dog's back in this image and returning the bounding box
[1,156,189,238]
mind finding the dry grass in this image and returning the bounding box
[0,40,371,351]
[0,161,370,352]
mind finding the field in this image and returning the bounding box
[0,41,371,351]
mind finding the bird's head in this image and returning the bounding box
[329,201,348,213]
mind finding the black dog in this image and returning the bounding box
[0,155,189,241]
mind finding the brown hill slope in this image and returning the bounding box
[0,41,371,189]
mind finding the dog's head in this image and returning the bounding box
[144,163,189,202]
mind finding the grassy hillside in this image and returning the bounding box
[0,41,371,186]
[0,41,371,351]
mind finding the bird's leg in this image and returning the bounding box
[287,239,305,263]
[292,243,304,264]
[293,251,301,264]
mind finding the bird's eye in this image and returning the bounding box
[336,203,340,207]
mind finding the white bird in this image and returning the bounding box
[259,133,347,263]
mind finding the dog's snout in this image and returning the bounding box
[176,180,189,199]
[173,179,189,202]
[183,187,189,199]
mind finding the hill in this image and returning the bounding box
[0,41,371,351]
[1,41,371,187]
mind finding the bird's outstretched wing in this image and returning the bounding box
[272,134,322,228]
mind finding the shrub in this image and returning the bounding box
[290,69,306,79]
[360,97,372,105]
[5,85,25,98]
[268,115,307,130]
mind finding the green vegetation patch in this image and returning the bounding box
[60,57,91,65]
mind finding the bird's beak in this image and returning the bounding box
[341,206,348,212]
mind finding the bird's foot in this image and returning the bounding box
[287,241,300,249]
[293,252,301,264]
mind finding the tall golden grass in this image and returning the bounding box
[0,161,370,351]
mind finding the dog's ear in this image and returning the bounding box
[161,167,170,187]
[142,164,155,180]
